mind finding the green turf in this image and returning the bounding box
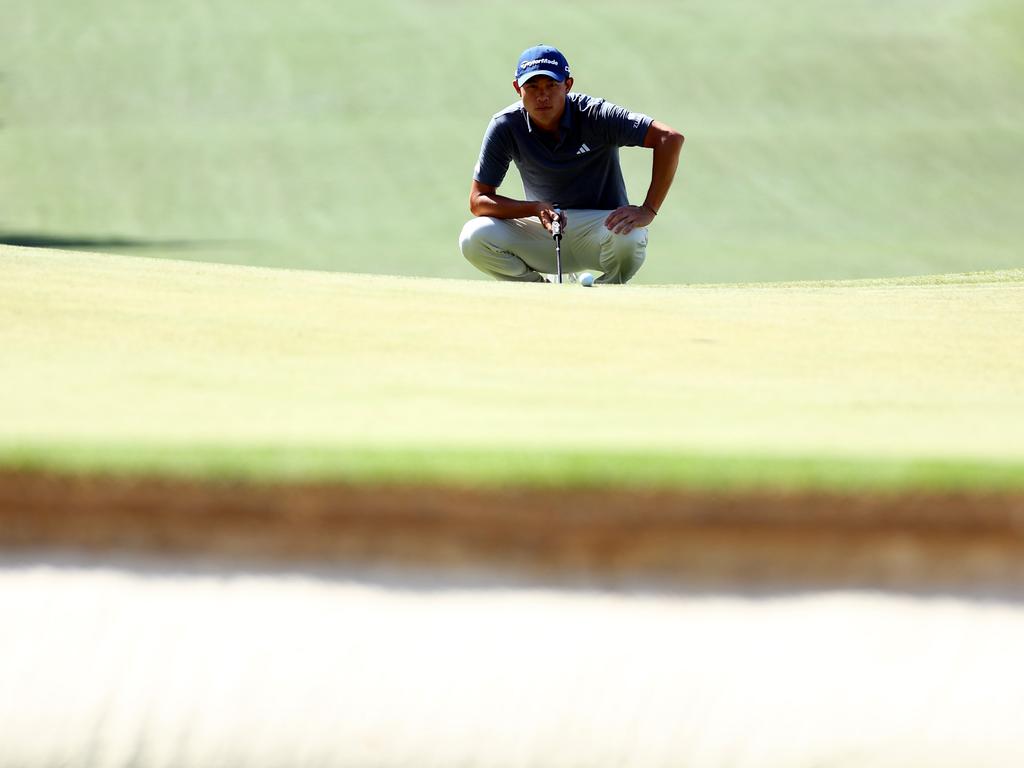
[1,0,1022,283]
[5,442,1024,492]
[3,246,1022,490]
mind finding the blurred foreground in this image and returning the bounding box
[3,553,1024,767]
[3,466,1024,766]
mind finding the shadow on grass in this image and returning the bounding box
[0,233,208,250]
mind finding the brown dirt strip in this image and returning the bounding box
[3,469,1024,589]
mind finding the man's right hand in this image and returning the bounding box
[537,204,567,234]
[469,182,569,233]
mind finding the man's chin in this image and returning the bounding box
[530,109,559,127]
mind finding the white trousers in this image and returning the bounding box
[460,210,647,284]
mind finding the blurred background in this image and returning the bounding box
[2,0,1022,283]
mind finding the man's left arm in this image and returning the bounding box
[605,121,684,235]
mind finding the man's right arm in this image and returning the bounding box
[469,180,563,233]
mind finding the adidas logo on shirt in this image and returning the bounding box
[576,143,591,155]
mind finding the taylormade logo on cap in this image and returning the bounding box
[520,58,562,70]
[515,44,571,86]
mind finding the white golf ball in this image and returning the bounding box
[580,272,595,287]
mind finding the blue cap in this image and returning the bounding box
[515,45,571,86]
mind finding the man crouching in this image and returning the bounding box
[460,44,684,284]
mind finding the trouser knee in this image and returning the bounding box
[599,228,647,284]
[459,218,488,265]
[459,217,545,282]
[459,217,505,273]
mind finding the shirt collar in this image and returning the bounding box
[558,96,574,133]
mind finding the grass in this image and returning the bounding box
[3,245,1022,490]
[5,443,1024,492]
[1,0,1022,283]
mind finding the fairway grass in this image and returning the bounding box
[2,245,1023,491]
[2,0,1022,282]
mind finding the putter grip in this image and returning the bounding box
[551,208,562,238]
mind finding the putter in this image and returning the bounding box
[551,206,563,284]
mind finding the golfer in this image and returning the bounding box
[460,44,684,284]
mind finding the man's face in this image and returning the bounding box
[513,75,573,130]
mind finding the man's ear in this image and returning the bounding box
[513,80,522,97]
[564,77,574,94]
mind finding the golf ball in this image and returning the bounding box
[580,272,595,287]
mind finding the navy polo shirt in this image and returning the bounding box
[473,92,653,210]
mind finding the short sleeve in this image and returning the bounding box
[596,101,653,147]
[473,117,512,187]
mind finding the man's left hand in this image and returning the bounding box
[604,205,655,235]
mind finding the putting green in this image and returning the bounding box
[2,245,1022,489]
